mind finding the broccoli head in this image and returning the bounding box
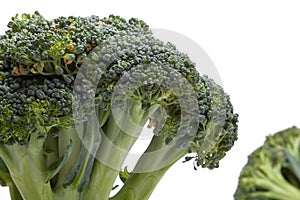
[234,127,300,200]
[0,11,238,200]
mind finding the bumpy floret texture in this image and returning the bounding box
[0,11,238,170]
[0,72,72,144]
[0,11,150,76]
[0,11,240,200]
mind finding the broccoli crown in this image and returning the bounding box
[0,11,150,144]
[0,11,238,170]
[0,11,149,76]
[234,127,300,200]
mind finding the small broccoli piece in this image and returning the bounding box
[0,11,238,200]
[234,127,300,200]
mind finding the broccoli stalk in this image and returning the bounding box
[0,127,53,200]
[111,167,171,200]
[0,12,238,200]
[0,158,23,200]
[82,100,150,200]
[234,127,300,200]
[110,136,182,200]
[51,127,82,200]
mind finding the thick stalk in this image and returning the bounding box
[82,160,119,200]
[53,110,109,198]
[53,127,82,200]
[111,133,187,200]
[82,100,149,200]
[52,186,81,200]
[0,131,53,200]
[110,166,170,200]
[8,182,23,200]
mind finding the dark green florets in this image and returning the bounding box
[0,72,72,144]
[0,12,151,145]
[0,11,150,76]
[188,76,238,169]
[73,29,238,169]
[234,127,300,200]
[0,11,238,170]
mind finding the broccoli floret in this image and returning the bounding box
[234,127,300,200]
[0,12,238,200]
[0,11,150,76]
[0,74,72,143]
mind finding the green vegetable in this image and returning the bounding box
[234,127,300,200]
[0,11,238,200]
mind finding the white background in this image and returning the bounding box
[1,0,300,199]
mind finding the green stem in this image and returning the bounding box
[82,160,119,199]
[52,187,81,200]
[0,131,53,200]
[111,132,187,200]
[53,110,109,198]
[8,182,23,200]
[52,127,82,199]
[0,155,23,199]
[82,100,149,200]
[110,166,170,200]
[250,178,300,200]
[261,165,300,197]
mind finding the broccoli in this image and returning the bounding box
[0,11,238,200]
[234,127,300,200]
